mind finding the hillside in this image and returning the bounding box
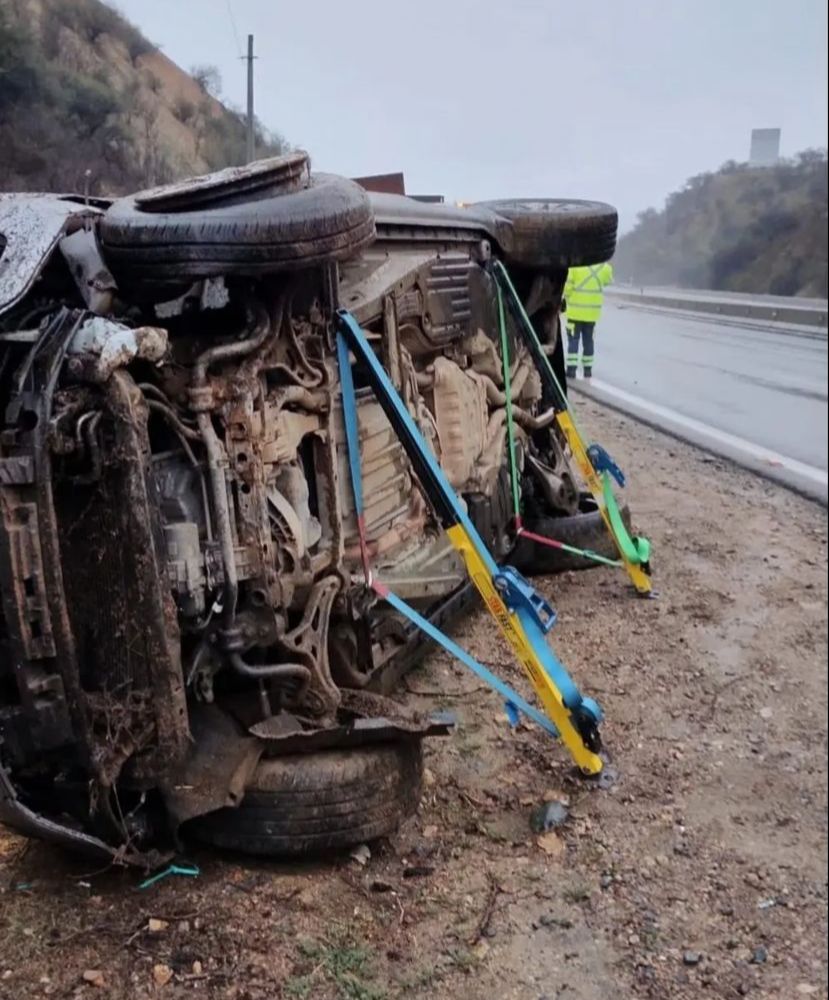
[0,0,286,195]
[615,150,828,297]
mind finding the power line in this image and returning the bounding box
[244,34,255,162]
[225,0,243,57]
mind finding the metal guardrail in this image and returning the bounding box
[608,287,828,330]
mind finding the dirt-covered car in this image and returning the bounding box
[0,152,619,863]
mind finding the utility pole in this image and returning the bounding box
[244,34,255,163]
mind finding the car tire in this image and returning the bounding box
[99,172,376,285]
[184,740,423,857]
[511,501,631,575]
[478,199,617,270]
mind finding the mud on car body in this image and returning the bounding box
[0,153,618,862]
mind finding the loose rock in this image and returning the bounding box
[530,800,570,833]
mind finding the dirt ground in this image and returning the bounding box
[1,399,827,1000]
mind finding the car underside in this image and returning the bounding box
[0,154,620,861]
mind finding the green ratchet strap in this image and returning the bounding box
[496,280,623,570]
[492,260,653,591]
[497,280,522,521]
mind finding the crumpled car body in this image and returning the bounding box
[0,158,618,861]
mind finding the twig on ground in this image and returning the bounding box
[468,873,501,946]
[706,675,742,719]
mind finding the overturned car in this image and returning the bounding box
[0,153,620,861]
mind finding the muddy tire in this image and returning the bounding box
[511,501,631,575]
[100,172,375,285]
[479,199,617,270]
[185,740,423,857]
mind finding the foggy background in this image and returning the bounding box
[116,0,828,230]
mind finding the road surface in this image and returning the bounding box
[574,302,828,502]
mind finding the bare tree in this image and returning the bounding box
[190,64,222,98]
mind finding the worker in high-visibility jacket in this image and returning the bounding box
[563,261,614,380]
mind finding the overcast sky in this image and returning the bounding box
[117,0,828,231]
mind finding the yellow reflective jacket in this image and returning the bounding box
[564,263,614,323]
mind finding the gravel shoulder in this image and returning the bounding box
[1,398,827,1000]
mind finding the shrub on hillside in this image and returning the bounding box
[616,152,828,297]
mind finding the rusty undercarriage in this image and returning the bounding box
[0,154,619,861]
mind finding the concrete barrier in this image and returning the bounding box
[608,287,828,331]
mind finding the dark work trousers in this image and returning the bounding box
[566,321,596,377]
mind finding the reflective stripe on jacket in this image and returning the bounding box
[564,263,614,323]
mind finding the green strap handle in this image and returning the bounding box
[601,472,651,565]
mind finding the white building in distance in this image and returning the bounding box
[749,128,781,167]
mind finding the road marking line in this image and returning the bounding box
[581,378,828,490]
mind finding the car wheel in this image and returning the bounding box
[184,740,423,857]
[478,199,617,270]
[99,172,376,286]
[511,499,631,575]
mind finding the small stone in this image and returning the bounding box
[422,825,438,839]
[152,964,174,987]
[759,706,773,720]
[423,768,435,788]
[297,886,316,908]
[530,800,570,833]
[536,831,565,857]
[82,970,105,988]
[683,950,702,967]
[796,986,818,996]
[349,843,371,866]
[370,879,395,893]
[402,865,434,879]
[148,918,168,933]
[600,874,614,889]
[192,961,203,976]
[751,946,768,964]
[471,940,490,959]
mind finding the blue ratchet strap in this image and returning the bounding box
[373,580,558,736]
[337,327,549,731]
[336,311,598,738]
[336,330,374,585]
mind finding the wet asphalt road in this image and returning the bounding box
[573,303,828,498]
